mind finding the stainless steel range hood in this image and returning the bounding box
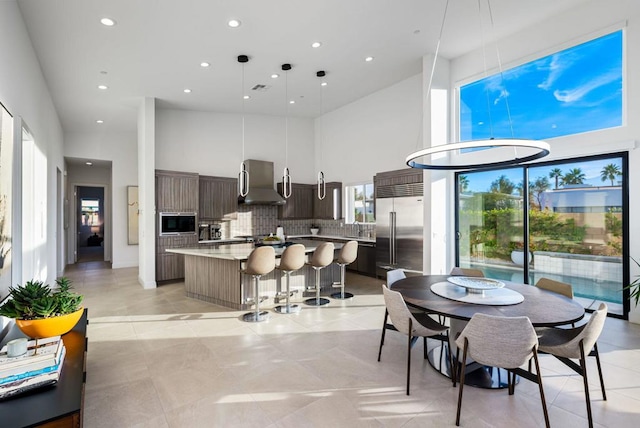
[238,159,286,205]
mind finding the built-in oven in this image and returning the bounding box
[159,212,197,236]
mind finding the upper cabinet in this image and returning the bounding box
[313,182,342,220]
[199,175,238,220]
[156,170,199,213]
[278,183,314,219]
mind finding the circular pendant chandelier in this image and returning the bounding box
[406,0,550,171]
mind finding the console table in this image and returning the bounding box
[0,309,88,428]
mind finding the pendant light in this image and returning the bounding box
[238,55,249,196]
[316,70,327,200]
[405,0,549,170]
[281,63,292,199]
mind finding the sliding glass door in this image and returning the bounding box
[456,153,627,317]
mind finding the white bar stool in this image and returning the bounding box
[331,240,358,299]
[274,244,306,314]
[304,242,335,306]
[242,246,276,322]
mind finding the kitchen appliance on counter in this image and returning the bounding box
[159,212,197,236]
[210,224,222,240]
[199,223,210,241]
[375,180,424,276]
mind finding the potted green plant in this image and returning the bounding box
[0,277,83,338]
[625,257,640,307]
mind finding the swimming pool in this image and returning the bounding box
[466,263,622,304]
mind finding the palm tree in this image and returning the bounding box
[458,175,469,193]
[490,175,516,195]
[548,168,563,190]
[600,163,621,186]
[530,176,550,209]
[562,168,586,186]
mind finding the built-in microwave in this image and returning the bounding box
[159,212,197,236]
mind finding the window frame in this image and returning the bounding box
[344,182,375,224]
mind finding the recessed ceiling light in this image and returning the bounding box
[321,82,328,87]
[311,42,322,48]
[86,161,93,166]
[96,120,104,124]
[100,18,116,26]
[365,56,374,62]
[200,62,210,68]
[183,89,192,93]
[271,74,279,79]
[289,100,295,104]
[97,85,108,90]
[243,95,250,100]
[228,19,241,28]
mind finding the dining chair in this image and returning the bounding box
[536,277,574,299]
[536,303,608,428]
[378,269,407,357]
[378,284,449,395]
[449,267,484,277]
[454,313,550,428]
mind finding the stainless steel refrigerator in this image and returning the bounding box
[376,192,424,277]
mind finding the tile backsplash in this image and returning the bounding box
[213,205,374,239]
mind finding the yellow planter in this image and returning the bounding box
[15,308,84,339]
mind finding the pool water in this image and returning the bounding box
[467,264,622,304]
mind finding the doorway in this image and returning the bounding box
[76,186,104,263]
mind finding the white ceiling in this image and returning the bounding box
[18,0,590,134]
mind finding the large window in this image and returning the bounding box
[460,30,623,141]
[345,183,374,224]
[456,154,627,317]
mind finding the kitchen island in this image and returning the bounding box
[167,240,343,309]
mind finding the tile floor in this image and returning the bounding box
[66,262,640,427]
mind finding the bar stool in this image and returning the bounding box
[331,240,358,299]
[274,244,306,314]
[304,242,335,306]
[242,246,276,322]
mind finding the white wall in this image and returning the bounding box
[65,132,138,268]
[0,1,64,287]
[315,74,423,186]
[448,0,640,321]
[156,109,316,183]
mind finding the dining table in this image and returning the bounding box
[391,274,585,388]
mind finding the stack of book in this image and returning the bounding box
[0,336,66,400]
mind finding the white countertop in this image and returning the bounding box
[287,234,376,244]
[167,239,343,261]
[198,238,247,244]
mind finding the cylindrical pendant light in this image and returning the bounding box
[281,63,293,199]
[238,55,249,197]
[316,70,327,200]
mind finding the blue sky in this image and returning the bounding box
[460,30,623,141]
[461,157,623,194]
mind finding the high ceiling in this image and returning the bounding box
[18,0,589,133]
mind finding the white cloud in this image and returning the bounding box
[537,54,572,90]
[553,69,620,103]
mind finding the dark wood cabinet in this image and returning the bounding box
[313,182,342,219]
[278,183,314,219]
[156,235,198,281]
[155,170,199,213]
[199,175,238,220]
[155,170,199,282]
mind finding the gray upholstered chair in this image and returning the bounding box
[537,303,608,428]
[536,277,574,299]
[378,269,407,359]
[455,313,549,428]
[449,267,484,277]
[331,240,358,299]
[274,244,306,314]
[304,242,335,306]
[241,246,276,322]
[379,284,449,395]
